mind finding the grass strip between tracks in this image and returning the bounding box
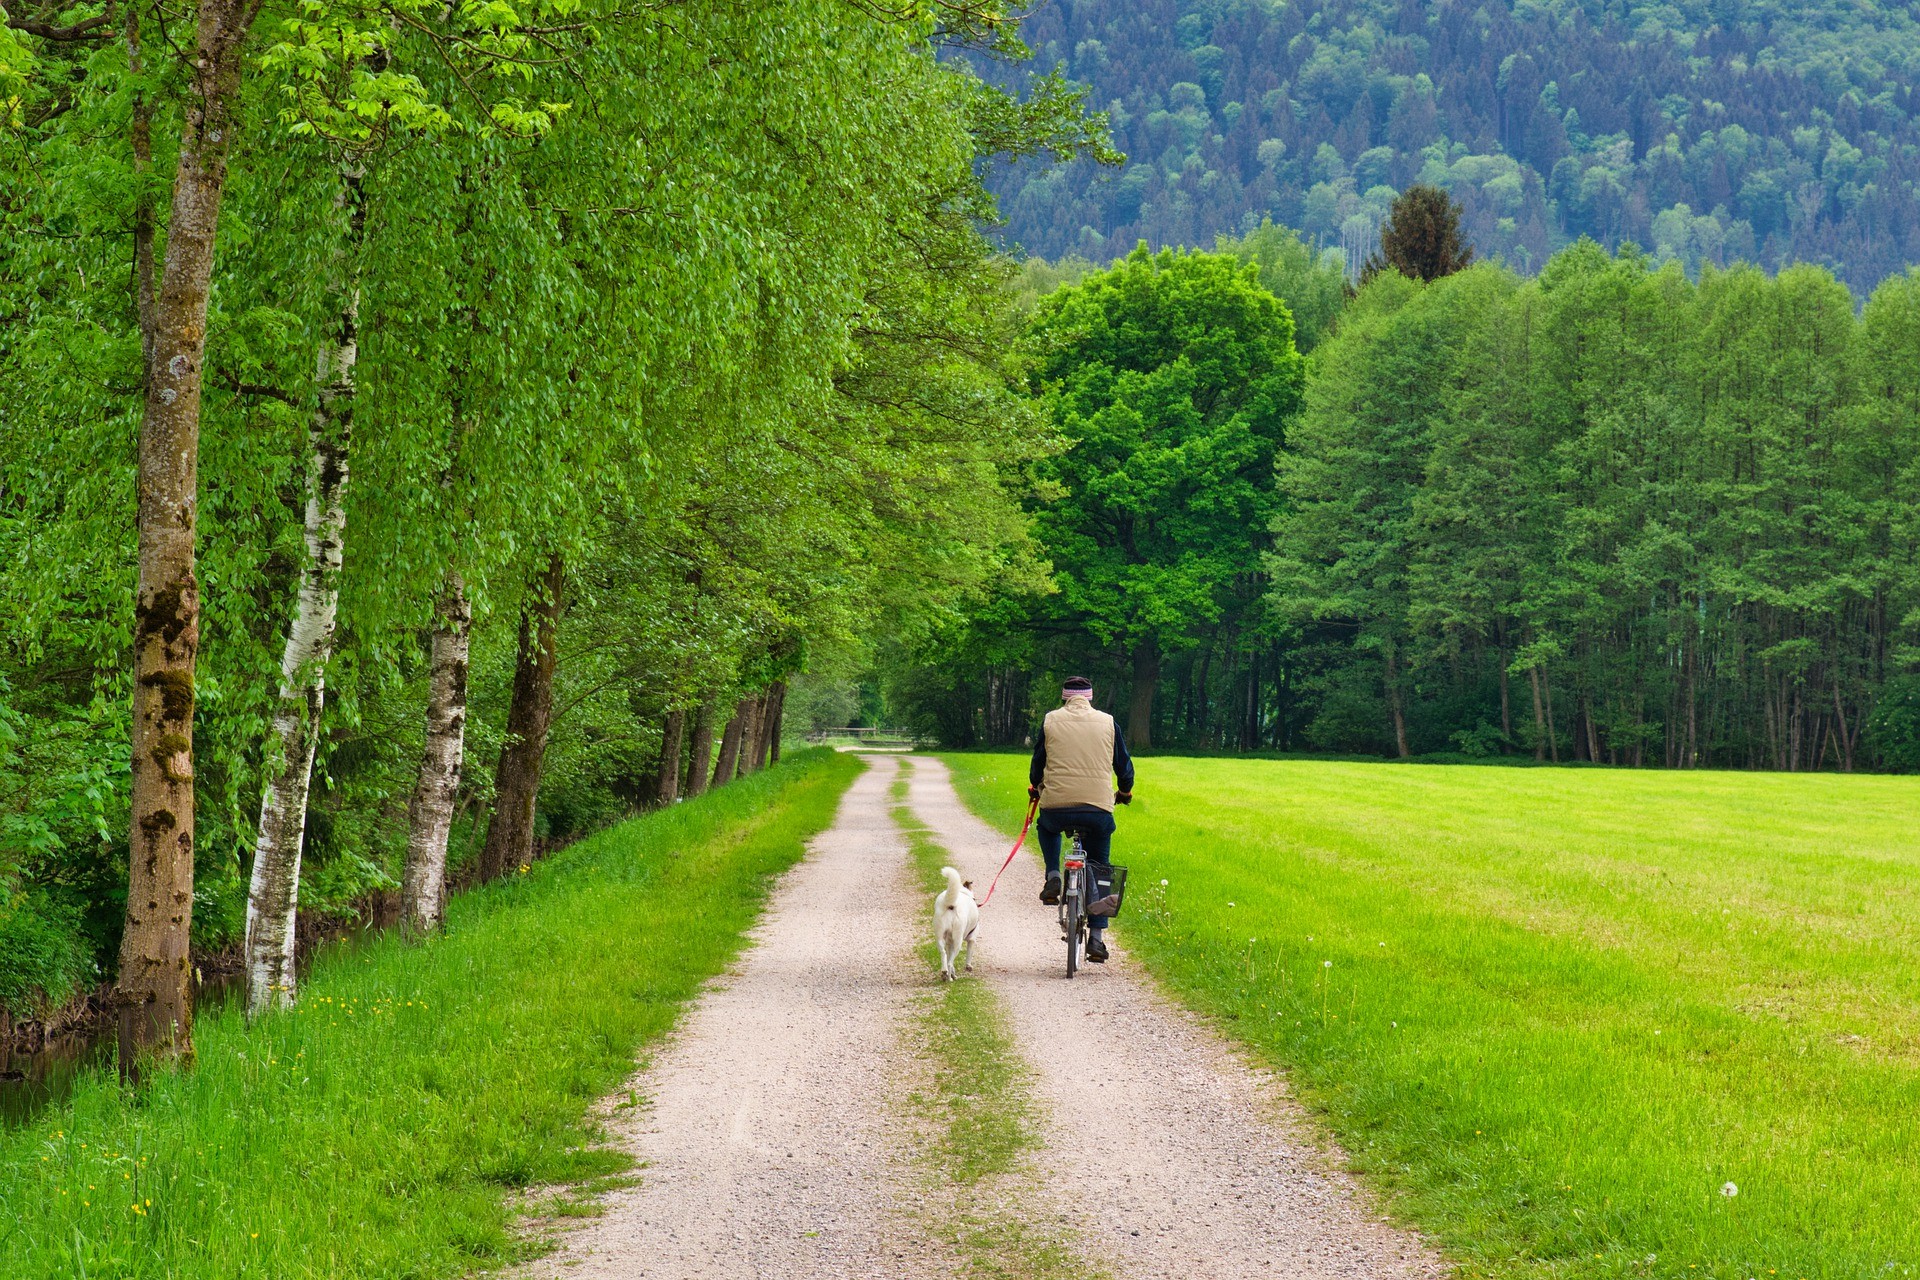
[891,761,1103,1280]
[0,748,861,1279]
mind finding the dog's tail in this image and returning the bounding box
[940,865,968,899]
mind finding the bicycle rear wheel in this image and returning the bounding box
[1064,875,1081,979]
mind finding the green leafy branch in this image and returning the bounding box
[262,0,585,145]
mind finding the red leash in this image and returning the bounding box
[978,797,1039,908]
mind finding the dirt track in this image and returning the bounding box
[524,753,1443,1279]
[906,756,1443,1280]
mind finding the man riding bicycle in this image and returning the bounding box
[1029,676,1134,964]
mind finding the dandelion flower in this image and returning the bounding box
[1160,878,1168,886]
[1722,1181,1738,1197]
[1323,960,1332,968]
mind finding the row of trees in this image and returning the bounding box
[0,0,1105,1053]
[895,209,1920,772]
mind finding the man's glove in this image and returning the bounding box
[1115,790,1133,805]
[1027,785,1040,802]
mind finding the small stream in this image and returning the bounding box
[0,906,394,1126]
[0,1030,114,1127]
[0,969,241,1126]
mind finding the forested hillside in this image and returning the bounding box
[987,0,1920,293]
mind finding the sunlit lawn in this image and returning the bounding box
[948,756,1920,1280]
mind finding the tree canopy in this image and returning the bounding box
[0,0,1110,1038]
[944,244,1305,747]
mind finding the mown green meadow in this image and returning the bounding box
[948,755,1920,1280]
[0,750,860,1278]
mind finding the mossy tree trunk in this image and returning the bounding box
[763,682,786,765]
[736,694,766,776]
[1127,641,1159,749]
[683,703,715,798]
[656,710,685,804]
[119,0,263,1068]
[711,702,747,788]
[479,554,565,879]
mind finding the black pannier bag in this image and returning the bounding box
[1086,862,1128,917]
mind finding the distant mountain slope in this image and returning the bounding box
[988,0,1920,292]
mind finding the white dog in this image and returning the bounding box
[933,866,979,981]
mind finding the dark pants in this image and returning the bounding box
[1037,805,1115,933]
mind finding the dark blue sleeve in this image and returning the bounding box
[1114,730,1134,792]
[1029,723,1047,789]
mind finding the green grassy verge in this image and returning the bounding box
[0,749,861,1279]
[944,754,1920,1280]
[890,763,1097,1280]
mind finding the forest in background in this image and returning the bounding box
[981,0,1920,295]
[891,219,1920,776]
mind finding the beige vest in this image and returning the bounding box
[1040,699,1117,811]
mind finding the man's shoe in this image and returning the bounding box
[1040,873,1062,905]
[1085,934,1109,963]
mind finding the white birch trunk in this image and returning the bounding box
[402,574,471,934]
[243,287,356,1018]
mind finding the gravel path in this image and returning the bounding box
[906,756,1446,1280]
[525,753,1444,1279]
[523,754,941,1279]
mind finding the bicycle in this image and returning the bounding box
[1057,829,1126,979]
[1058,828,1090,978]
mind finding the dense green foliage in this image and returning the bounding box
[950,753,1920,1278]
[984,0,1920,293]
[1029,245,1304,741]
[1275,249,1920,768]
[0,1,1104,1019]
[899,234,1920,771]
[0,749,858,1277]
[895,243,1304,746]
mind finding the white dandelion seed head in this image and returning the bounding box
[1228,901,1235,907]
[1160,878,1168,886]
[1323,960,1333,968]
[1721,1181,1738,1198]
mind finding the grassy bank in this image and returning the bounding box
[945,755,1920,1280]
[891,764,1095,1280]
[0,749,861,1278]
